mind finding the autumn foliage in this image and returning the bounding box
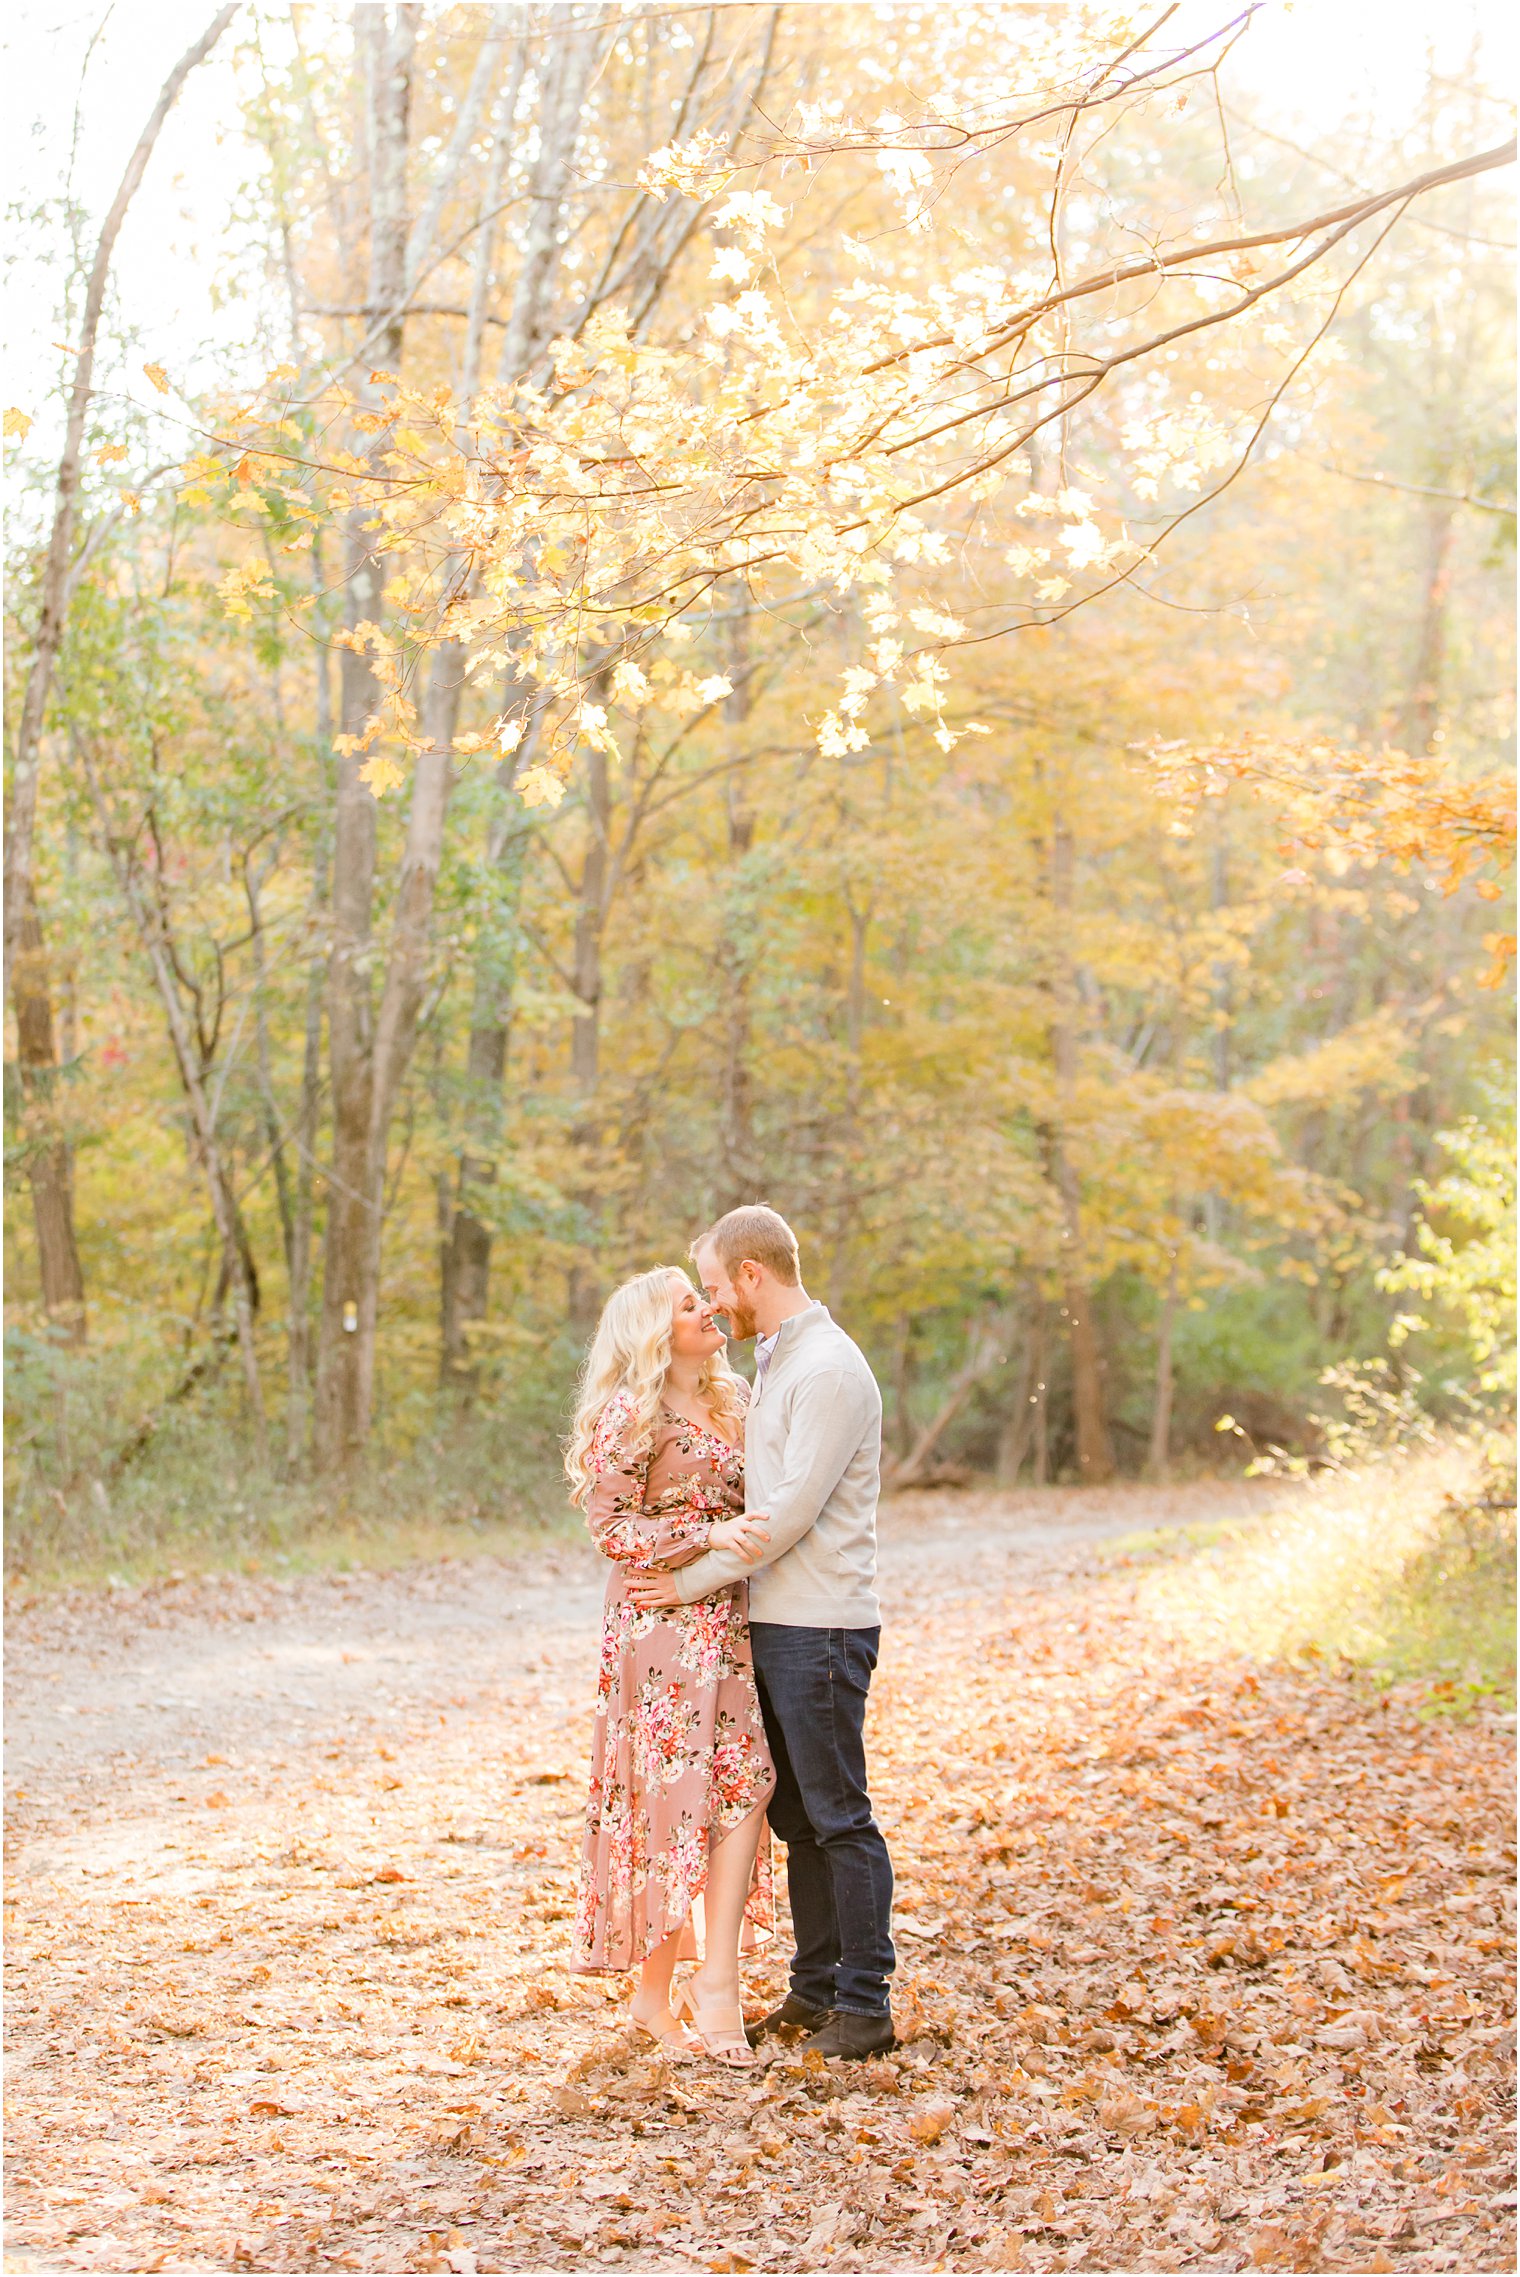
[3,10,1515,1536]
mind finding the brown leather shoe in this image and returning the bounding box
[745,1993,832,2046]
[803,2009,897,2059]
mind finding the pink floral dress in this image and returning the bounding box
[571,1386,776,1973]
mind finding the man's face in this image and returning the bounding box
[694,1241,760,1341]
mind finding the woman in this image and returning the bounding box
[566,1266,774,2064]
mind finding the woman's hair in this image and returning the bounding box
[564,1266,745,1506]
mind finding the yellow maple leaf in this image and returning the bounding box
[96,442,128,466]
[143,362,170,396]
[121,491,142,516]
[3,407,32,441]
[216,563,274,620]
[358,752,405,798]
[517,764,567,809]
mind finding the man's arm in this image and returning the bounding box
[669,1367,872,1603]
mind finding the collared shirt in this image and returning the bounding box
[754,1302,815,1389]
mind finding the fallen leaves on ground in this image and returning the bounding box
[3,1486,1514,2271]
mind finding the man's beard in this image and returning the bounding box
[722,1297,759,1342]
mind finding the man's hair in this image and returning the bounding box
[692,1204,801,1286]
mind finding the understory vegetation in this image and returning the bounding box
[1117,1440,1516,1704]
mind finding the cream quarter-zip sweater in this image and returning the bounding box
[674,1303,882,1627]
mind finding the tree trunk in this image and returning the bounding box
[1148,1248,1179,1481]
[1203,817,1231,1244]
[1032,1326,1050,1488]
[438,734,535,1388]
[1045,808,1115,1483]
[496,4,615,1335]
[313,2,416,1471]
[995,1304,1040,1485]
[1056,1210,1111,1480]
[313,622,382,1467]
[428,28,538,1389]
[286,885,326,1473]
[716,869,757,1206]
[716,611,759,1207]
[496,4,610,385]
[403,7,512,300]
[11,882,86,1339]
[357,657,456,1286]
[889,1316,915,1461]
[827,896,870,1316]
[567,739,610,1329]
[285,627,332,1473]
[432,5,592,1380]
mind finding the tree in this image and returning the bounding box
[311,0,420,1472]
[4,6,237,1342]
[301,2,786,1458]
[194,14,1510,807]
[1383,1096,1517,1401]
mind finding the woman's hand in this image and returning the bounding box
[709,1511,770,1564]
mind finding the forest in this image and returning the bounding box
[5,11,1517,2276]
[4,1,1515,1570]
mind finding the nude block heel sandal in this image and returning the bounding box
[672,1983,758,2067]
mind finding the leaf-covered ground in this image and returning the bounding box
[4,1479,1514,2274]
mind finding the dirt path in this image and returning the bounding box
[5,1481,1514,2274]
[4,1483,1162,1797]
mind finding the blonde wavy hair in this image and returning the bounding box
[564,1266,746,1507]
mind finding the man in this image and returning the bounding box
[627,1204,896,2057]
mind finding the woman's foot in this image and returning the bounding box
[673,1975,757,2067]
[629,1989,697,2061]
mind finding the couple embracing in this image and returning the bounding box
[564,1205,896,2066]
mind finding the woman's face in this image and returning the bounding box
[668,1274,724,1363]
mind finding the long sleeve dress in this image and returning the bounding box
[571,1386,776,1973]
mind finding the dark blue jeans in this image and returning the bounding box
[749,1623,896,2018]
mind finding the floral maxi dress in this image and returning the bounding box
[571,1386,776,1973]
